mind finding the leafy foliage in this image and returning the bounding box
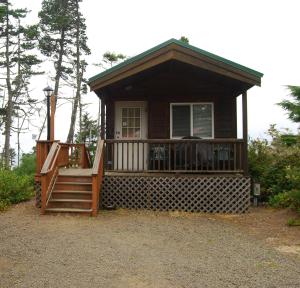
[0,169,34,211]
[94,51,127,70]
[179,36,189,44]
[249,125,300,214]
[75,112,98,159]
[14,151,36,178]
[278,85,300,123]
[0,1,42,168]
[39,0,90,88]
[0,151,35,211]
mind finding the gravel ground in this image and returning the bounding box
[0,201,300,288]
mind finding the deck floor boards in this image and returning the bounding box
[59,168,92,177]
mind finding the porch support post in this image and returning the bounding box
[242,91,248,175]
[100,97,105,139]
[50,93,55,141]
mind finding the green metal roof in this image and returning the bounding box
[88,38,263,85]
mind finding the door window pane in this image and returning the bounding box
[172,105,190,137]
[121,107,141,138]
[193,104,212,138]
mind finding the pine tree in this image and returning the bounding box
[0,1,42,168]
[75,112,98,158]
[38,0,74,99]
[38,0,90,143]
[278,86,300,124]
[66,0,90,143]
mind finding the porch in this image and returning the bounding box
[35,138,250,215]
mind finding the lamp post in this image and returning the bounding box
[43,86,54,141]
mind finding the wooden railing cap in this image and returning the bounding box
[92,139,104,175]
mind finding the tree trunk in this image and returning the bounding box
[38,17,66,139]
[67,0,81,143]
[4,4,13,169]
[54,28,65,100]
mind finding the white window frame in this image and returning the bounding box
[170,102,214,139]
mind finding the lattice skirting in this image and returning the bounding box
[34,181,41,208]
[101,175,250,213]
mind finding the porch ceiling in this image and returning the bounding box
[88,39,263,93]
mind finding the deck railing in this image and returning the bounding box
[40,142,64,213]
[104,139,245,173]
[39,141,93,213]
[91,139,105,216]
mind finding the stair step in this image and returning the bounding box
[45,208,92,213]
[55,182,92,185]
[57,175,93,183]
[49,199,92,203]
[53,190,92,194]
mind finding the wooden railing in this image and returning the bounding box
[104,139,245,173]
[91,139,105,216]
[40,143,65,213]
[39,141,93,214]
[60,143,92,168]
[35,140,59,182]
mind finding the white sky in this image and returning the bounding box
[2,0,300,155]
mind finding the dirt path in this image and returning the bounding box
[0,202,299,288]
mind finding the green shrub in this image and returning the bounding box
[287,218,300,226]
[269,190,300,209]
[14,152,36,179]
[0,170,34,211]
[269,192,291,208]
[249,125,300,203]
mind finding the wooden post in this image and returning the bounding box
[242,91,248,175]
[100,97,105,139]
[41,175,47,214]
[50,93,56,141]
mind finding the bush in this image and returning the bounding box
[14,152,36,178]
[268,189,300,208]
[0,170,34,211]
[268,191,291,208]
[249,125,300,202]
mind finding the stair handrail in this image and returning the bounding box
[82,144,93,168]
[91,139,105,216]
[41,142,60,174]
[40,142,64,214]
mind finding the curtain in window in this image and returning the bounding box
[172,105,190,137]
[193,104,212,138]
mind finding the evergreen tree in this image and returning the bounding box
[66,0,90,143]
[38,0,75,99]
[278,86,300,124]
[75,112,98,158]
[0,1,42,169]
[95,51,127,69]
[38,0,90,143]
[179,36,189,44]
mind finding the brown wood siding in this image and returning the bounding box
[102,61,242,139]
[105,99,114,139]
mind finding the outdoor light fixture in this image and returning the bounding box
[43,86,54,141]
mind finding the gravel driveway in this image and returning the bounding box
[0,201,300,288]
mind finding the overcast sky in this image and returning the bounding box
[2,0,300,154]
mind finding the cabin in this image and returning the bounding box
[35,39,263,216]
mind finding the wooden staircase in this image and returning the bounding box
[38,140,104,217]
[45,172,93,214]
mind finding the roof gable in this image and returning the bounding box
[88,39,263,91]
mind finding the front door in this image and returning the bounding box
[114,101,148,170]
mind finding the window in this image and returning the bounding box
[171,103,213,138]
[121,107,141,138]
